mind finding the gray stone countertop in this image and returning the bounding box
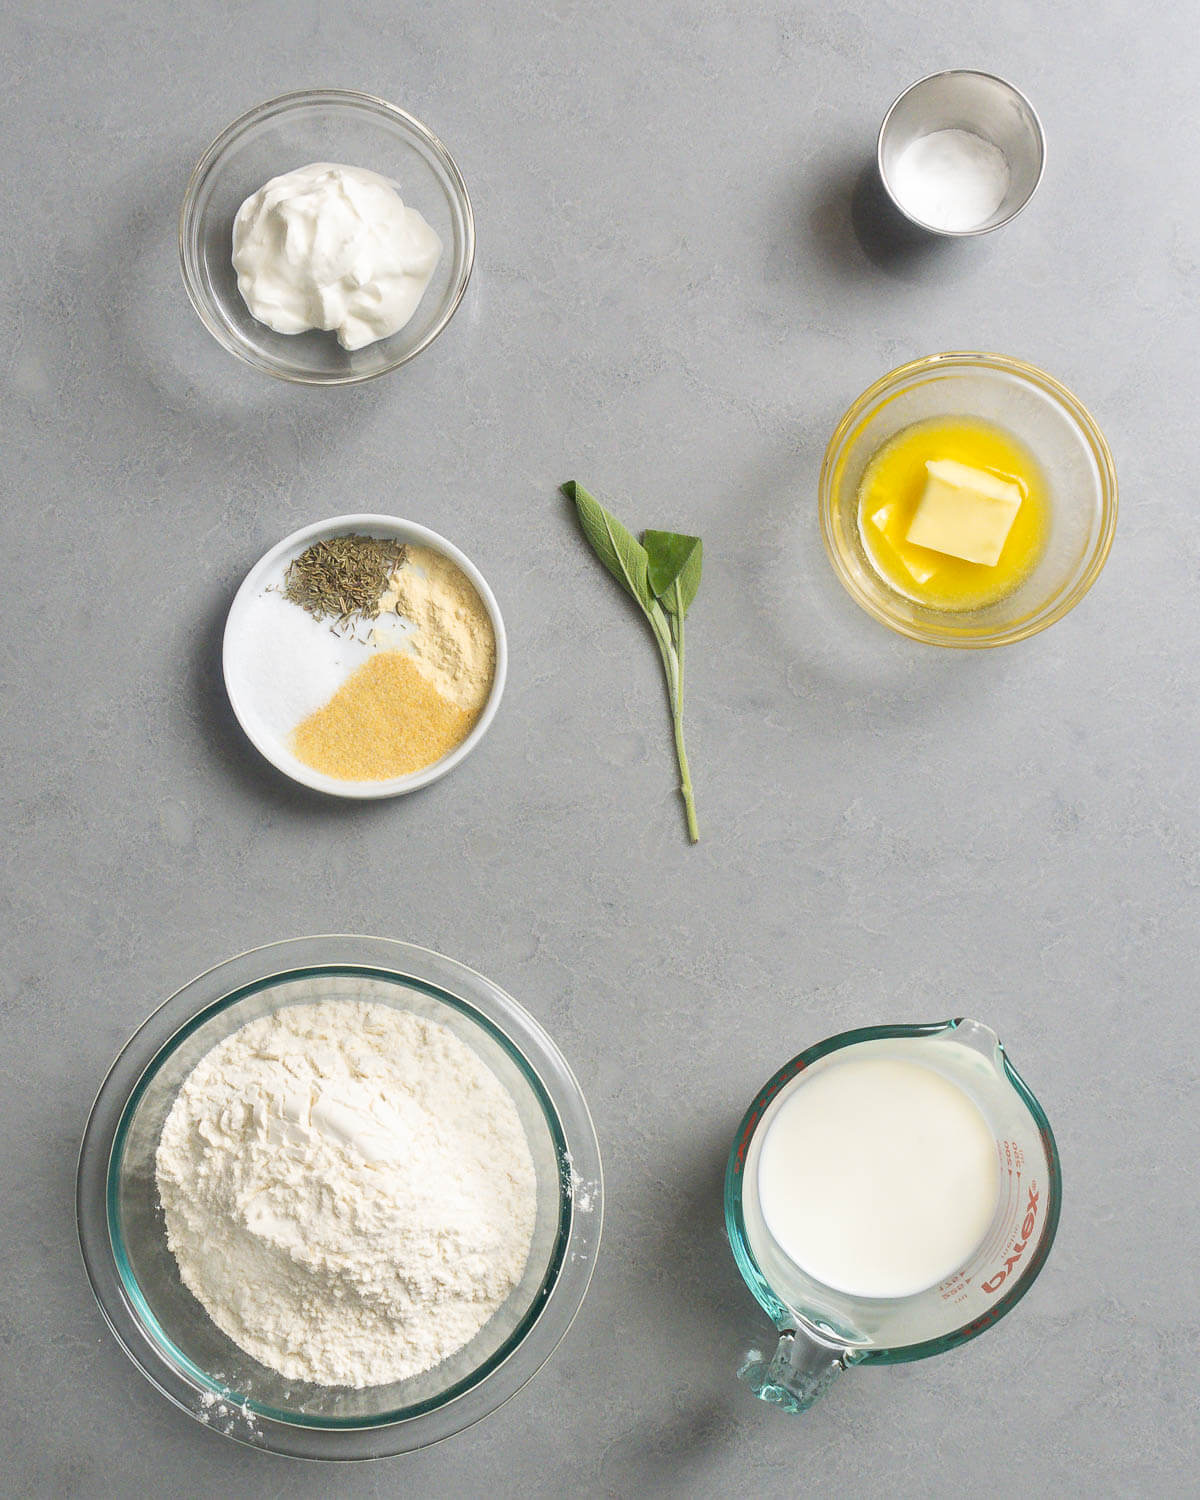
[2,1,1197,1495]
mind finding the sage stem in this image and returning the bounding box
[670,579,699,843]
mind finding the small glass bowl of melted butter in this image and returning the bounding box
[820,353,1117,647]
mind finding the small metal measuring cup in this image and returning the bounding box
[878,70,1046,236]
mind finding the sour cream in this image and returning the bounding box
[231,163,441,351]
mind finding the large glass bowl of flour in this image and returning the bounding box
[77,937,603,1459]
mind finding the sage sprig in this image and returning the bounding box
[564,482,702,843]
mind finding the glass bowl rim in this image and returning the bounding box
[77,937,604,1459]
[818,351,1118,648]
[178,88,476,386]
[723,1017,1062,1366]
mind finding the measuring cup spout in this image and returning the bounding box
[949,1017,1005,1071]
[738,1328,844,1413]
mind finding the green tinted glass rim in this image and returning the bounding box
[106,964,572,1429]
[723,1018,1062,1365]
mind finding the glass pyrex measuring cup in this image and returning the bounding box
[724,1019,1061,1411]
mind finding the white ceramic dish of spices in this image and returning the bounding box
[878,71,1045,236]
[223,514,506,799]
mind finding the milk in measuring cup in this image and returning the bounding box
[756,1057,999,1299]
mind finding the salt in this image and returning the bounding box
[225,589,374,743]
[890,128,1011,233]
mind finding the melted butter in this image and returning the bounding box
[857,416,1049,611]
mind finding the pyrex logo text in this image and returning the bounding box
[981,1183,1039,1295]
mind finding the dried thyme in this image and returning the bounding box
[283,534,408,631]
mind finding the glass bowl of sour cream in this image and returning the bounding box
[77,938,603,1459]
[180,91,474,384]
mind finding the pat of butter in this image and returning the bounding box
[906,459,1023,567]
[870,503,936,584]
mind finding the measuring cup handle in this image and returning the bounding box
[738,1328,845,1413]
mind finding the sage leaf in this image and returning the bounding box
[565,481,702,844]
[644,531,702,618]
[564,481,656,612]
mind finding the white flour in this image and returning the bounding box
[155,1001,538,1389]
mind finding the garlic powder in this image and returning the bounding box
[378,545,495,714]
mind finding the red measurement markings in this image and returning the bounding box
[733,1060,806,1169]
[938,1267,971,1305]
